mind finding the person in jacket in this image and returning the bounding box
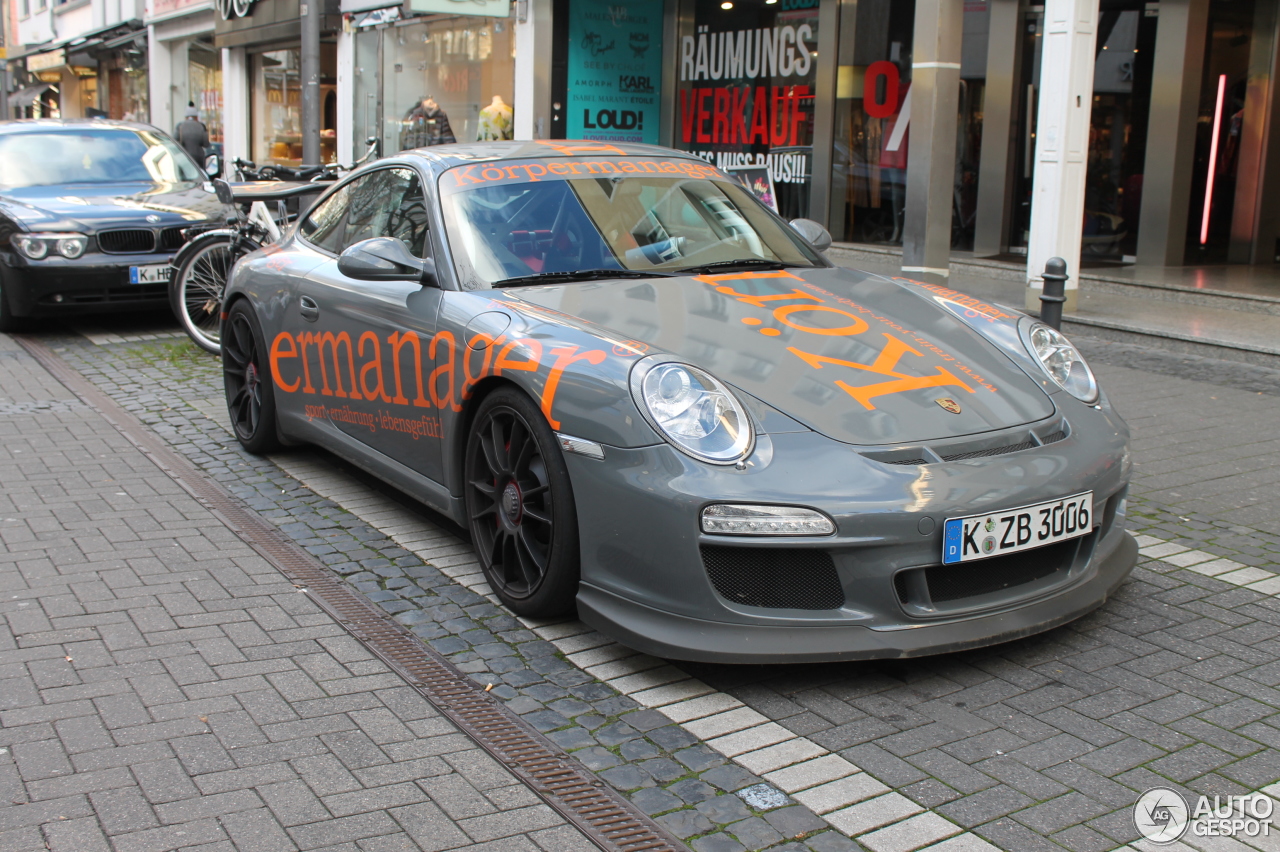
[175,105,210,166]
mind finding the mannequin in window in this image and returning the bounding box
[477,95,513,141]
[400,96,456,150]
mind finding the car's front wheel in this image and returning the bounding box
[222,300,283,454]
[464,387,580,617]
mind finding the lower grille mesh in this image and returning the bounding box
[701,545,844,610]
[897,538,1079,606]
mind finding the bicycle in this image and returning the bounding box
[169,139,381,354]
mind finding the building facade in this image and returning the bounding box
[4,0,1276,272]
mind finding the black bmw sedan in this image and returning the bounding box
[0,119,229,331]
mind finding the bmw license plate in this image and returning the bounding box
[129,264,171,284]
[942,492,1093,565]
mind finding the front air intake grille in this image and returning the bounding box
[888,457,929,466]
[701,545,844,610]
[896,538,1079,607]
[1041,430,1067,446]
[98,229,156,254]
[160,228,186,250]
[942,440,1037,462]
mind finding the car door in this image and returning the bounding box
[284,166,446,485]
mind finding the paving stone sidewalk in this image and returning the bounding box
[0,332,601,852]
[21,325,1280,852]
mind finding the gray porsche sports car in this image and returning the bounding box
[221,140,1136,664]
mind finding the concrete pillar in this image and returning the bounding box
[901,0,963,280]
[971,0,1021,257]
[336,30,354,166]
[222,46,250,168]
[1135,0,1208,267]
[1025,0,1099,312]
[513,0,552,140]
[148,28,174,136]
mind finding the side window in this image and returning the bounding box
[385,170,431,257]
[301,168,430,257]
[299,178,360,254]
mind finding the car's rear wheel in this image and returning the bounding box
[464,388,580,617]
[222,300,282,454]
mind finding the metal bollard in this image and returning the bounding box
[1040,257,1068,330]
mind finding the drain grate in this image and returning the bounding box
[16,336,687,852]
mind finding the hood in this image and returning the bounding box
[507,266,1056,446]
[0,181,226,233]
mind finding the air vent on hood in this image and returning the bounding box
[862,420,1070,467]
[98,229,156,254]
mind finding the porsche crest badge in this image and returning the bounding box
[935,398,963,414]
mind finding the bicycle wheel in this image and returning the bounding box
[170,236,252,354]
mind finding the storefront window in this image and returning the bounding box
[252,49,302,165]
[189,41,223,148]
[1010,1,1157,261]
[383,15,516,154]
[352,26,381,156]
[830,0,915,244]
[252,46,337,166]
[673,0,820,221]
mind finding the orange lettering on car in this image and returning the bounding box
[541,346,607,430]
[269,332,301,393]
[789,334,975,410]
[428,330,461,413]
[387,331,431,408]
[494,337,543,374]
[311,331,357,398]
[462,334,498,400]
[357,331,391,402]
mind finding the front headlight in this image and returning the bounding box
[1020,320,1099,403]
[12,233,89,260]
[630,357,753,464]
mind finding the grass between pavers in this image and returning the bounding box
[50,331,1280,852]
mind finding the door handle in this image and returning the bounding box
[299,295,319,322]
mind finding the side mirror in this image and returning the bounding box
[338,237,437,286]
[212,178,235,206]
[790,218,832,253]
[204,153,222,178]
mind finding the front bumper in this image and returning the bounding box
[1,252,175,317]
[579,529,1136,663]
[567,395,1136,663]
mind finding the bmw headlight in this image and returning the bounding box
[630,357,753,464]
[1020,320,1099,403]
[12,233,89,260]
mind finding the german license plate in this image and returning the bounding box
[942,492,1093,565]
[129,264,171,284]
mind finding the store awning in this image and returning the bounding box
[10,84,56,108]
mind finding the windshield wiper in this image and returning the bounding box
[493,269,674,287]
[675,258,811,275]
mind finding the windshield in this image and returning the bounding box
[439,156,824,288]
[0,128,203,189]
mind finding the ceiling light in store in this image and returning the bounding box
[721,1,732,7]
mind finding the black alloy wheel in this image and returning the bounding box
[222,300,282,454]
[464,388,579,617]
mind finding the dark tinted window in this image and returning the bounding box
[300,168,430,257]
[0,128,203,187]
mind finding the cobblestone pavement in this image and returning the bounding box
[10,319,1280,852]
[0,333,604,851]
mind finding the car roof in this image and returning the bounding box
[0,118,167,135]
[392,140,711,177]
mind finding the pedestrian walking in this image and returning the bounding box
[175,104,210,166]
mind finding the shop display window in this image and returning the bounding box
[189,41,224,147]
[252,45,337,166]
[383,15,516,155]
[1009,0,1157,262]
[673,0,819,222]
